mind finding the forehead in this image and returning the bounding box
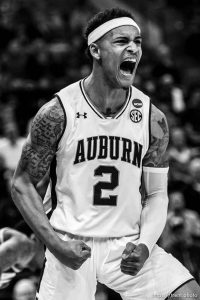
[105,25,141,39]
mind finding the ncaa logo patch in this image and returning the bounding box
[132,99,143,108]
[130,109,142,123]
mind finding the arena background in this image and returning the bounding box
[0,0,200,299]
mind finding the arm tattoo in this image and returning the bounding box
[143,104,169,168]
[19,98,65,184]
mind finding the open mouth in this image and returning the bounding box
[120,60,136,76]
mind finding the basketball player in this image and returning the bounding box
[11,7,200,300]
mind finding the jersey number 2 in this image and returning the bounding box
[93,165,119,206]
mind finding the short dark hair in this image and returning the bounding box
[84,7,135,39]
[84,7,135,60]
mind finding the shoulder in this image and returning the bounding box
[33,97,65,123]
[30,97,66,145]
[150,104,169,139]
[131,85,150,100]
[143,104,169,168]
[56,80,82,100]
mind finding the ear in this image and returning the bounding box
[89,43,101,60]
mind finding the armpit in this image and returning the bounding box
[143,104,169,168]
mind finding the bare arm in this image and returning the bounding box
[11,97,91,269]
[11,98,64,251]
[143,104,169,168]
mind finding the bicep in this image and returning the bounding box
[142,167,168,198]
[16,139,54,185]
[143,105,169,168]
[15,98,65,185]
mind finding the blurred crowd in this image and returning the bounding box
[0,0,200,299]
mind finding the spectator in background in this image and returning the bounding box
[183,86,200,147]
[3,39,28,81]
[168,126,197,189]
[0,123,26,229]
[25,40,50,82]
[12,278,36,300]
[0,155,16,229]
[0,124,25,186]
[0,156,10,200]
[183,157,200,215]
[160,190,200,282]
[156,73,185,115]
[152,44,181,85]
[0,224,44,290]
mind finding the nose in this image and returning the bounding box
[126,41,138,53]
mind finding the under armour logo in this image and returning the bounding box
[76,112,87,118]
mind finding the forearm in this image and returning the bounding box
[139,167,169,254]
[11,175,60,253]
[138,192,168,253]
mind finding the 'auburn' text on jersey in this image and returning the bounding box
[74,135,143,167]
[45,79,151,238]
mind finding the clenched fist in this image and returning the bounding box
[52,239,91,270]
[120,242,149,276]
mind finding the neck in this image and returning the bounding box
[84,73,129,116]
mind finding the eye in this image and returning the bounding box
[135,38,142,45]
[115,38,128,44]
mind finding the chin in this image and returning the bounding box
[120,79,134,89]
[117,74,135,89]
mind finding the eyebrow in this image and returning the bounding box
[112,34,142,39]
[134,35,142,39]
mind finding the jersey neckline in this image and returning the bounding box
[79,79,132,119]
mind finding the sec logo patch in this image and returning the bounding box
[130,109,142,123]
[132,99,143,108]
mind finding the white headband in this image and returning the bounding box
[88,17,141,46]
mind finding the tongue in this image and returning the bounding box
[120,68,132,75]
[120,61,133,75]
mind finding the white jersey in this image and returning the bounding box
[46,79,151,238]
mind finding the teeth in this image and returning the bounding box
[120,59,136,76]
[121,70,132,76]
[124,58,136,62]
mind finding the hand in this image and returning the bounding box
[0,228,36,271]
[120,243,149,276]
[52,239,91,270]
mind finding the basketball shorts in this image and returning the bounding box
[36,233,193,300]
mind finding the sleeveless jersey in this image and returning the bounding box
[46,79,151,238]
